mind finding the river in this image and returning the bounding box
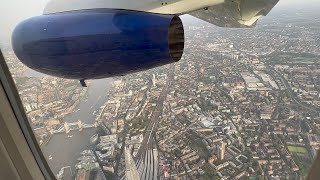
[24,69,113,177]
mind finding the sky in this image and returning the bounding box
[0,0,319,46]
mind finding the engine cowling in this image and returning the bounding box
[12,9,184,79]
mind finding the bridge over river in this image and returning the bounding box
[50,120,97,134]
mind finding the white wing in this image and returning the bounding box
[44,0,224,15]
[189,0,279,28]
[44,0,279,28]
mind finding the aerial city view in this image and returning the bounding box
[2,4,320,180]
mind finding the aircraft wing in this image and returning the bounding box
[189,0,279,28]
[44,0,279,28]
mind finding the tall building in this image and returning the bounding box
[218,141,225,160]
[125,146,140,180]
[152,74,156,86]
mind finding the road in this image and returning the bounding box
[270,68,320,113]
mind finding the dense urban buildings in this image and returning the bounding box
[2,5,320,180]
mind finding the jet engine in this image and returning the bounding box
[12,9,184,79]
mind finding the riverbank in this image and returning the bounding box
[40,78,114,176]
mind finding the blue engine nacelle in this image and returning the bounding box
[12,9,184,79]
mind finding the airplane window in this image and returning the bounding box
[1,0,320,179]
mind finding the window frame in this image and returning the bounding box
[0,50,56,180]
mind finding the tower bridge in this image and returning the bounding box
[50,120,97,134]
